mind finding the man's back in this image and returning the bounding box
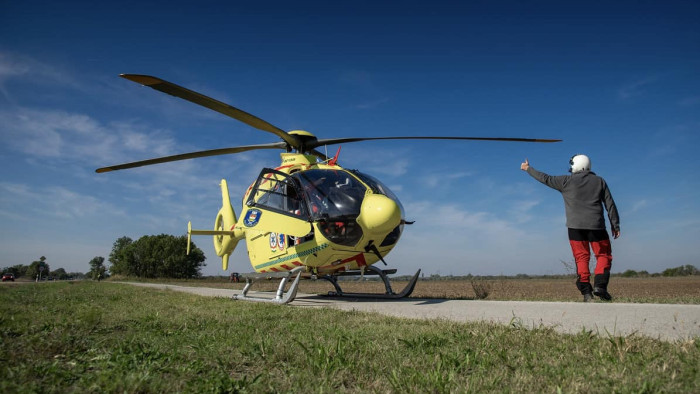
[526,168,619,231]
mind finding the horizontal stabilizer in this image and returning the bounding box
[187,221,241,256]
[189,229,238,236]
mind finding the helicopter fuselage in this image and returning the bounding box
[208,152,406,275]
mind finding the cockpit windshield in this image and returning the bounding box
[292,169,366,220]
[248,167,404,248]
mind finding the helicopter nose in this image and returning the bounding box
[357,194,402,237]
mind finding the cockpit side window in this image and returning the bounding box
[247,168,307,218]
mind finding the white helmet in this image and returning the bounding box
[569,154,591,173]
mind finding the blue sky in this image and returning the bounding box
[1,1,698,277]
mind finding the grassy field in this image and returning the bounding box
[1,281,698,393]
[132,275,700,304]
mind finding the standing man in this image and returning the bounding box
[521,155,620,302]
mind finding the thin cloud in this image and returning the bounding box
[390,199,565,275]
[0,105,230,223]
[406,201,510,232]
[0,108,177,166]
[648,122,699,158]
[617,76,657,100]
[0,53,30,84]
[508,199,540,223]
[0,51,81,99]
[0,182,125,220]
[342,146,411,176]
[355,97,389,110]
[679,96,700,107]
[339,70,390,111]
[421,171,473,188]
[631,199,648,212]
[339,70,376,88]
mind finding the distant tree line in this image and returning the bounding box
[2,233,205,281]
[420,264,699,281]
[1,256,85,280]
[618,264,699,278]
[106,234,206,279]
[662,264,699,276]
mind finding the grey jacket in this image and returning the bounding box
[526,167,620,232]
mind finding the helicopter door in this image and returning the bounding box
[244,168,312,239]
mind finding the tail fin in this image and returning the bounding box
[213,179,241,271]
[187,179,243,271]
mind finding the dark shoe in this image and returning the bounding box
[593,287,612,301]
[576,280,594,295]
[583,293,593,303]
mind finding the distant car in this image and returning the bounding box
[2,273,15,282]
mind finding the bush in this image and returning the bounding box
[471,279,491,299]
[662,264,699,277]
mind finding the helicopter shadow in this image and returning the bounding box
[293,294,452,306]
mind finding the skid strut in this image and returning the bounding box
[233,267,303,304]
[322,266,421,299]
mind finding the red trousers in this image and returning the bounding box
[569,239,612,283]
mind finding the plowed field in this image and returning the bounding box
[213,275,700,303]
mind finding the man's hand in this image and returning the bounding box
[520,158,530,171]
[613,230,621,239]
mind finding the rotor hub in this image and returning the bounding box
[288,130,318,152]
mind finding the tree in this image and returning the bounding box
[108,236,133,276]
[2,264,29,278]
[27,256,49,280]
[88,256,107,280]
[50,268,69,280]
[67,272,86,279]
[108,234,205,278]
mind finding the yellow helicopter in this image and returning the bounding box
[97,74,561,303]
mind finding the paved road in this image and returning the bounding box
[122,282,700,342]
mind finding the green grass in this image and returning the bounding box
[1,282,698,393]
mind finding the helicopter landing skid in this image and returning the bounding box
[233,267,303,304]
[321,266,421,299]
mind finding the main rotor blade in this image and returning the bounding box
[309,136,561,149]
[120,74,300,148]
[96,142,287,173]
